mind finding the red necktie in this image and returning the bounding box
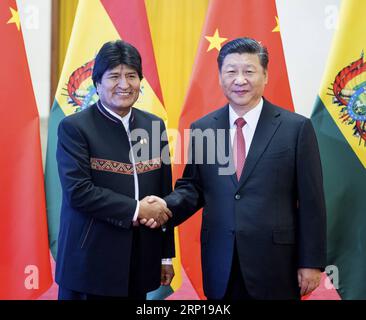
[234,118,246,180]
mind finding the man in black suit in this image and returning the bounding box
[148,37,326,300]
[56,40,175,300]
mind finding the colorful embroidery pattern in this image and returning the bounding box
[90,157,161,175]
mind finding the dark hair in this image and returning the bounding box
[92,40,143,88]
[217,37,269,71]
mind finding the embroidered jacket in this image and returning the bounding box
[55,103,174,296]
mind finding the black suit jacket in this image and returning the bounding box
[165,98,326,299]
[55,102,174,297]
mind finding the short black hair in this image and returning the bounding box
[92,40,143,88]
[217,37,269,71]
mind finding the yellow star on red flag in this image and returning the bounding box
[272,16,280,32]
[205,29,227,52]
[7,7,20,31]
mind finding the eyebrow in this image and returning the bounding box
[107,72,121,76]
[106,71,138,76]
[224,63,256,69]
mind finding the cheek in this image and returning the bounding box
[133,84,141,94]
[222,86,231,96]
[100,91,108,100]
[253,79,265,90]
[222,80,231,91]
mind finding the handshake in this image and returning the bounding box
[137,196,172,229]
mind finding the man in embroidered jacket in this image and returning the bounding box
[55,40,174,299]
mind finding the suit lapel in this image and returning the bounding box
[212,105,238,187]
[237,100,282,190]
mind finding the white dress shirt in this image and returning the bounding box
[229,98,263,156]
[101,104,140,221]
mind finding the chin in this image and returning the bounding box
[118,106,133,111]
[233,100,250,107]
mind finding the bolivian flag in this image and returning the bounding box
[45,0,179,299]
[311,0,366,299]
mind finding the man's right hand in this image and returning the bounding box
[138,196,172,228]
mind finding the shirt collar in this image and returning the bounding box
[100,102,132,131]
[229,98,263,130]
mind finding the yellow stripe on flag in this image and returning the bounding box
[146,0,209,293]
[318,0,366,167]
[134,79,167,122]
[145,0,209,130]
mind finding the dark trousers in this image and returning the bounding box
[217,242,253,300]
[58,227,146,300]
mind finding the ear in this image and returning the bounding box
[264,70,268,85]
[218,71,223,87]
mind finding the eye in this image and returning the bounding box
[126,73,139,80]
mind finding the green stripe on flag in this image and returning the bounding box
[45,101,65,259]
[312,96,366,299]
[147,285,174,300]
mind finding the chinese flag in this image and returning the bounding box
[175,0,294,299]
[0,0,52,299]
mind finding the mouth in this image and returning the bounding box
[114,92,133,97]
[233,90,249,96]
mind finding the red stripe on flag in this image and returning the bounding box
[0,0,52,299]
[100,0,164,106]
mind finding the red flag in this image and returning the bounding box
[175,0,294,299]
[0,0,52,299]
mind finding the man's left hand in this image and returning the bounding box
[297,268,322,296]
[161,264,175,286]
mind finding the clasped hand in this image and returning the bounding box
[138,196,171,229]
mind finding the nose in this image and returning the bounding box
[117,76,129,89]
[234,73,247,85]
